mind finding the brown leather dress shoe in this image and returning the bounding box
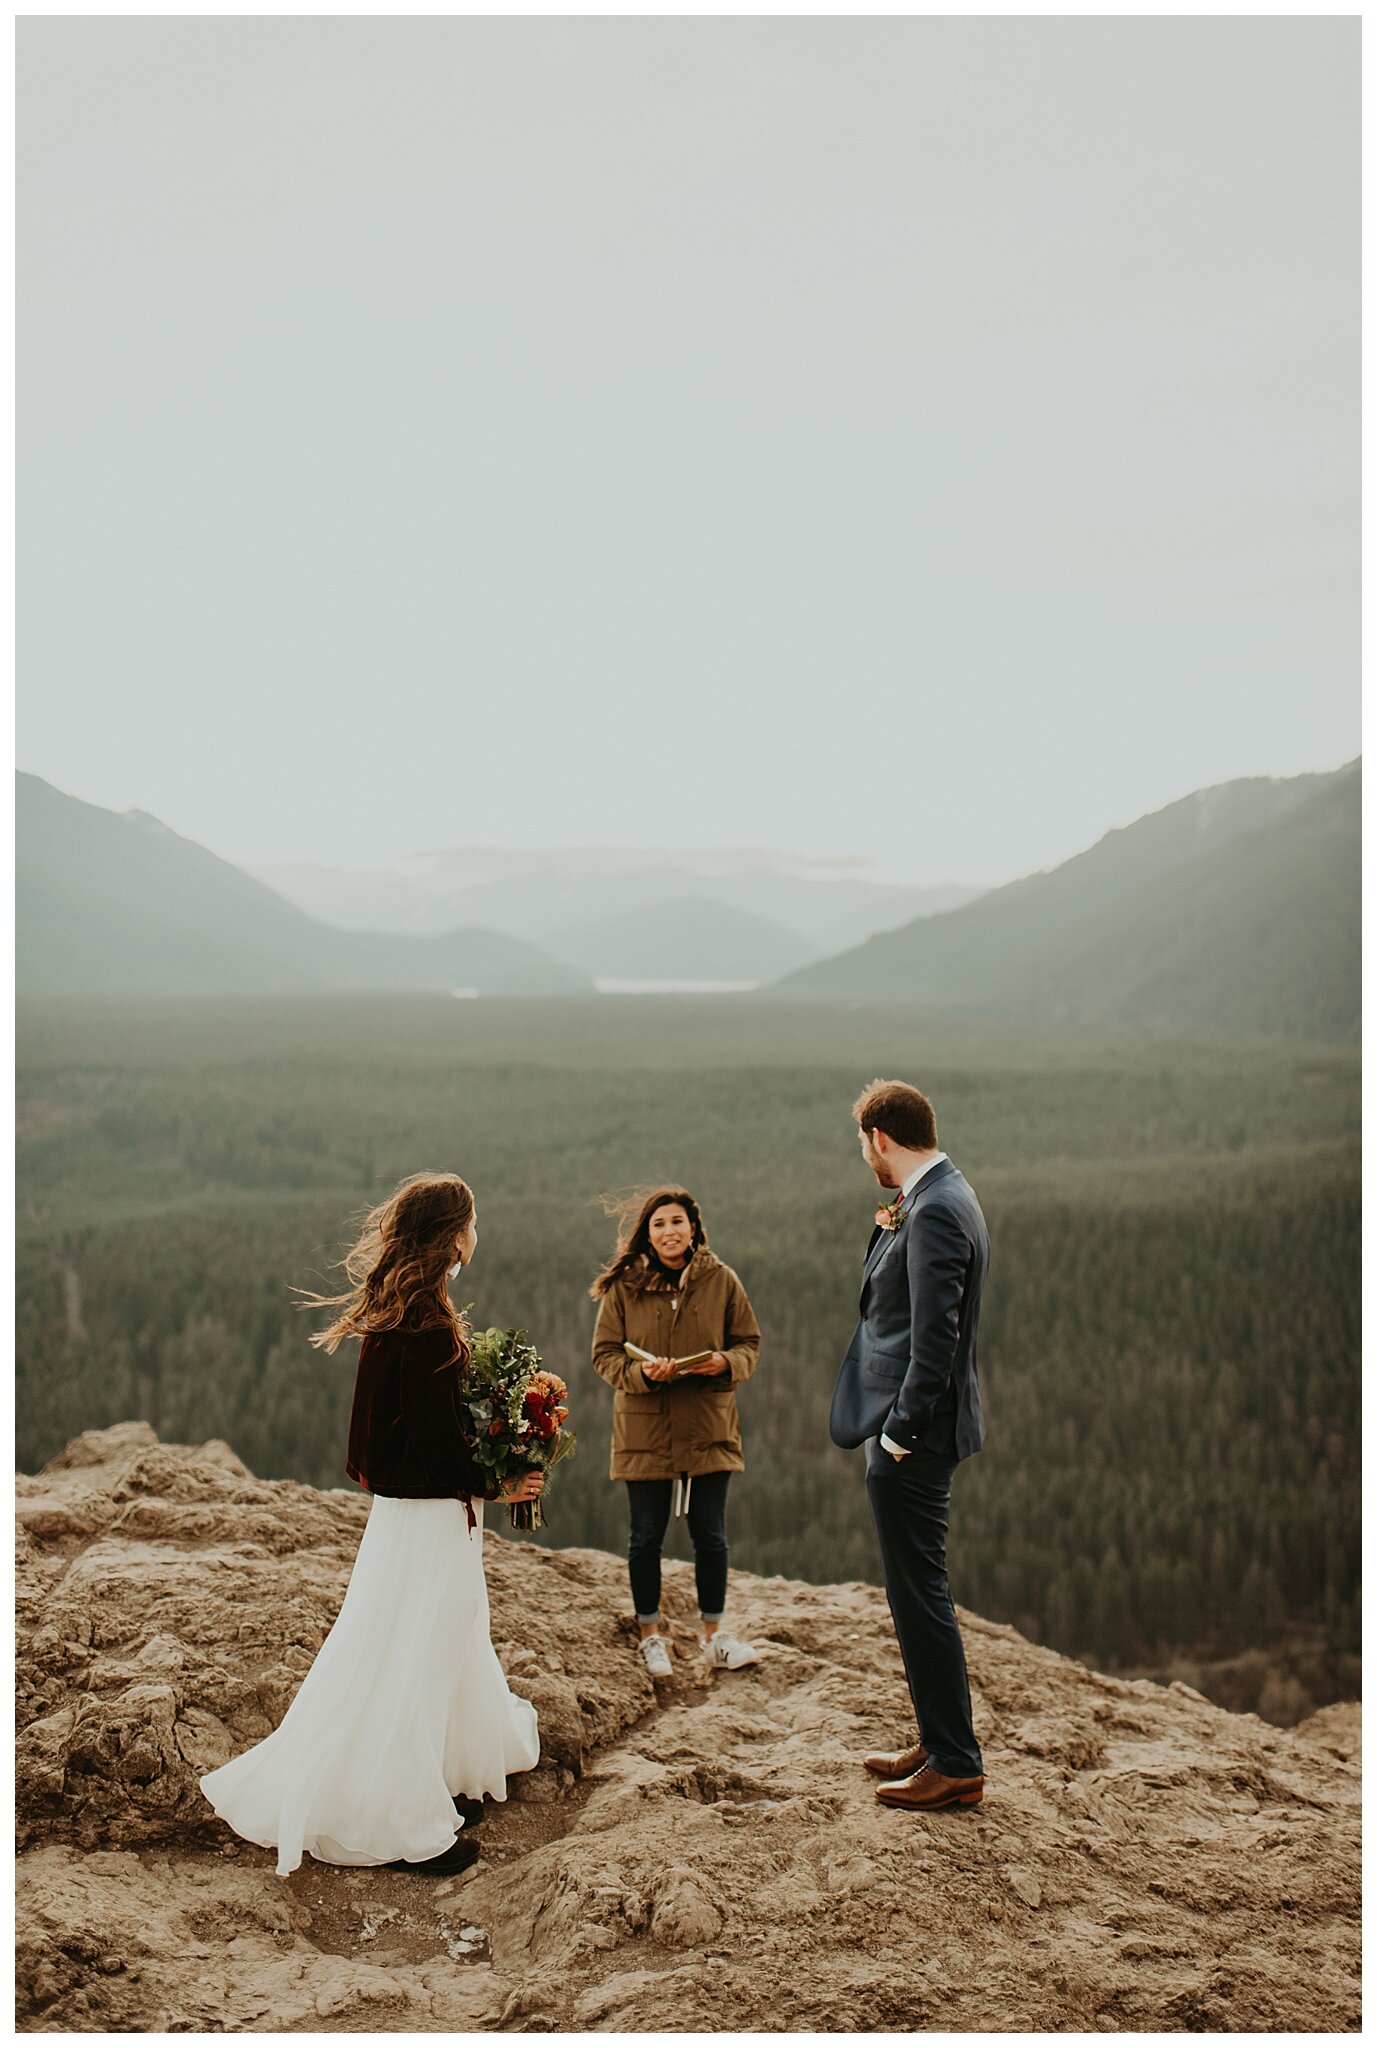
[863,1741,930,1777]
[875,1765,984,1811]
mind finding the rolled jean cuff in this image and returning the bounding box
[636,1611,662,1627]
[699,1610,725,1624]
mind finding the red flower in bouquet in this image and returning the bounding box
[462,1330,576,1531]
[522,1370,568,1445]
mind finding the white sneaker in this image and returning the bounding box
[703,1631,760,1671]
[640,1634,673,1680]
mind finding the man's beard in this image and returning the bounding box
[864,1143,899,1189]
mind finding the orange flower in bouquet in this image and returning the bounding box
[462,1327,576,1531]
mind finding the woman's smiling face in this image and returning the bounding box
[647,1203,693,1269]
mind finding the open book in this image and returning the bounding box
[624,1341,716,1381]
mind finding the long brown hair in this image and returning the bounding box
[300,1171,475,1357]
[589,1185,707,1300]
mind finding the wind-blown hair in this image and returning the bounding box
[589,1185,706,1301]
[299,1171,475,1357]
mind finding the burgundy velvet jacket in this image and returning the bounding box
[345,1322,493,1511]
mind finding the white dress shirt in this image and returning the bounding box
[879,1153,948,1460]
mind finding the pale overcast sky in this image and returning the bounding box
[18,17,1358,887]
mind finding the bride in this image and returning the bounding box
[200,1171,544,1877]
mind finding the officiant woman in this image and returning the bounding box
[591,1186,762,1679]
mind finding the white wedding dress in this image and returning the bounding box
[200,1496,540,1876]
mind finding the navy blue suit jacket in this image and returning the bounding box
[829,1159,988,1462]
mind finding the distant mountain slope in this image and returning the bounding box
[1027,765,1360,1042]
[546,895,821,983]
[252,848,983,952]
[16,776,591,995]
[779,764,1359,1042]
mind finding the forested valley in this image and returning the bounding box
[16,993,1360,1725]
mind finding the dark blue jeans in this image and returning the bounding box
[865,1439,983,1779]
[626,1472,731,1622]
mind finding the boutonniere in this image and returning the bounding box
[875,1194,909,1232]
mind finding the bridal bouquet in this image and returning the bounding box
[463,1324,575,1531]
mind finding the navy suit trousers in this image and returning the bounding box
[865,1439,983,1778]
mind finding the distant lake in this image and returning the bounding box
[595,978,758,995]
[451,979,759,998]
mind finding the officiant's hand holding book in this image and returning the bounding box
[624,1341,723,1382]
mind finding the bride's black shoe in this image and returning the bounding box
[389,1832,481,1876]
[452,1795,485,1829]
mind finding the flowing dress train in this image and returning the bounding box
[200,1496,539,1876]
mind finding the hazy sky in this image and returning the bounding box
[18,18,1358,888]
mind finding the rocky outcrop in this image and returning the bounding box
[16,1423,647,1854]
[16,1426,1361,2033]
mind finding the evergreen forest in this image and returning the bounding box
[16,993,1360,1722]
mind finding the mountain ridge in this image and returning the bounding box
[17,775,591,996]
[778,762,1359,1041]
[251,847,984,956]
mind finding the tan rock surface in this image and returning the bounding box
[16,1426,1361,2032]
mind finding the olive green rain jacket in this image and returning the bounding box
[591,1247,761,1481]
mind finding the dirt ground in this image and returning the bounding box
[16,1424,1361,2032]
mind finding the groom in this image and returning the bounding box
[830,1078,988,1812]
